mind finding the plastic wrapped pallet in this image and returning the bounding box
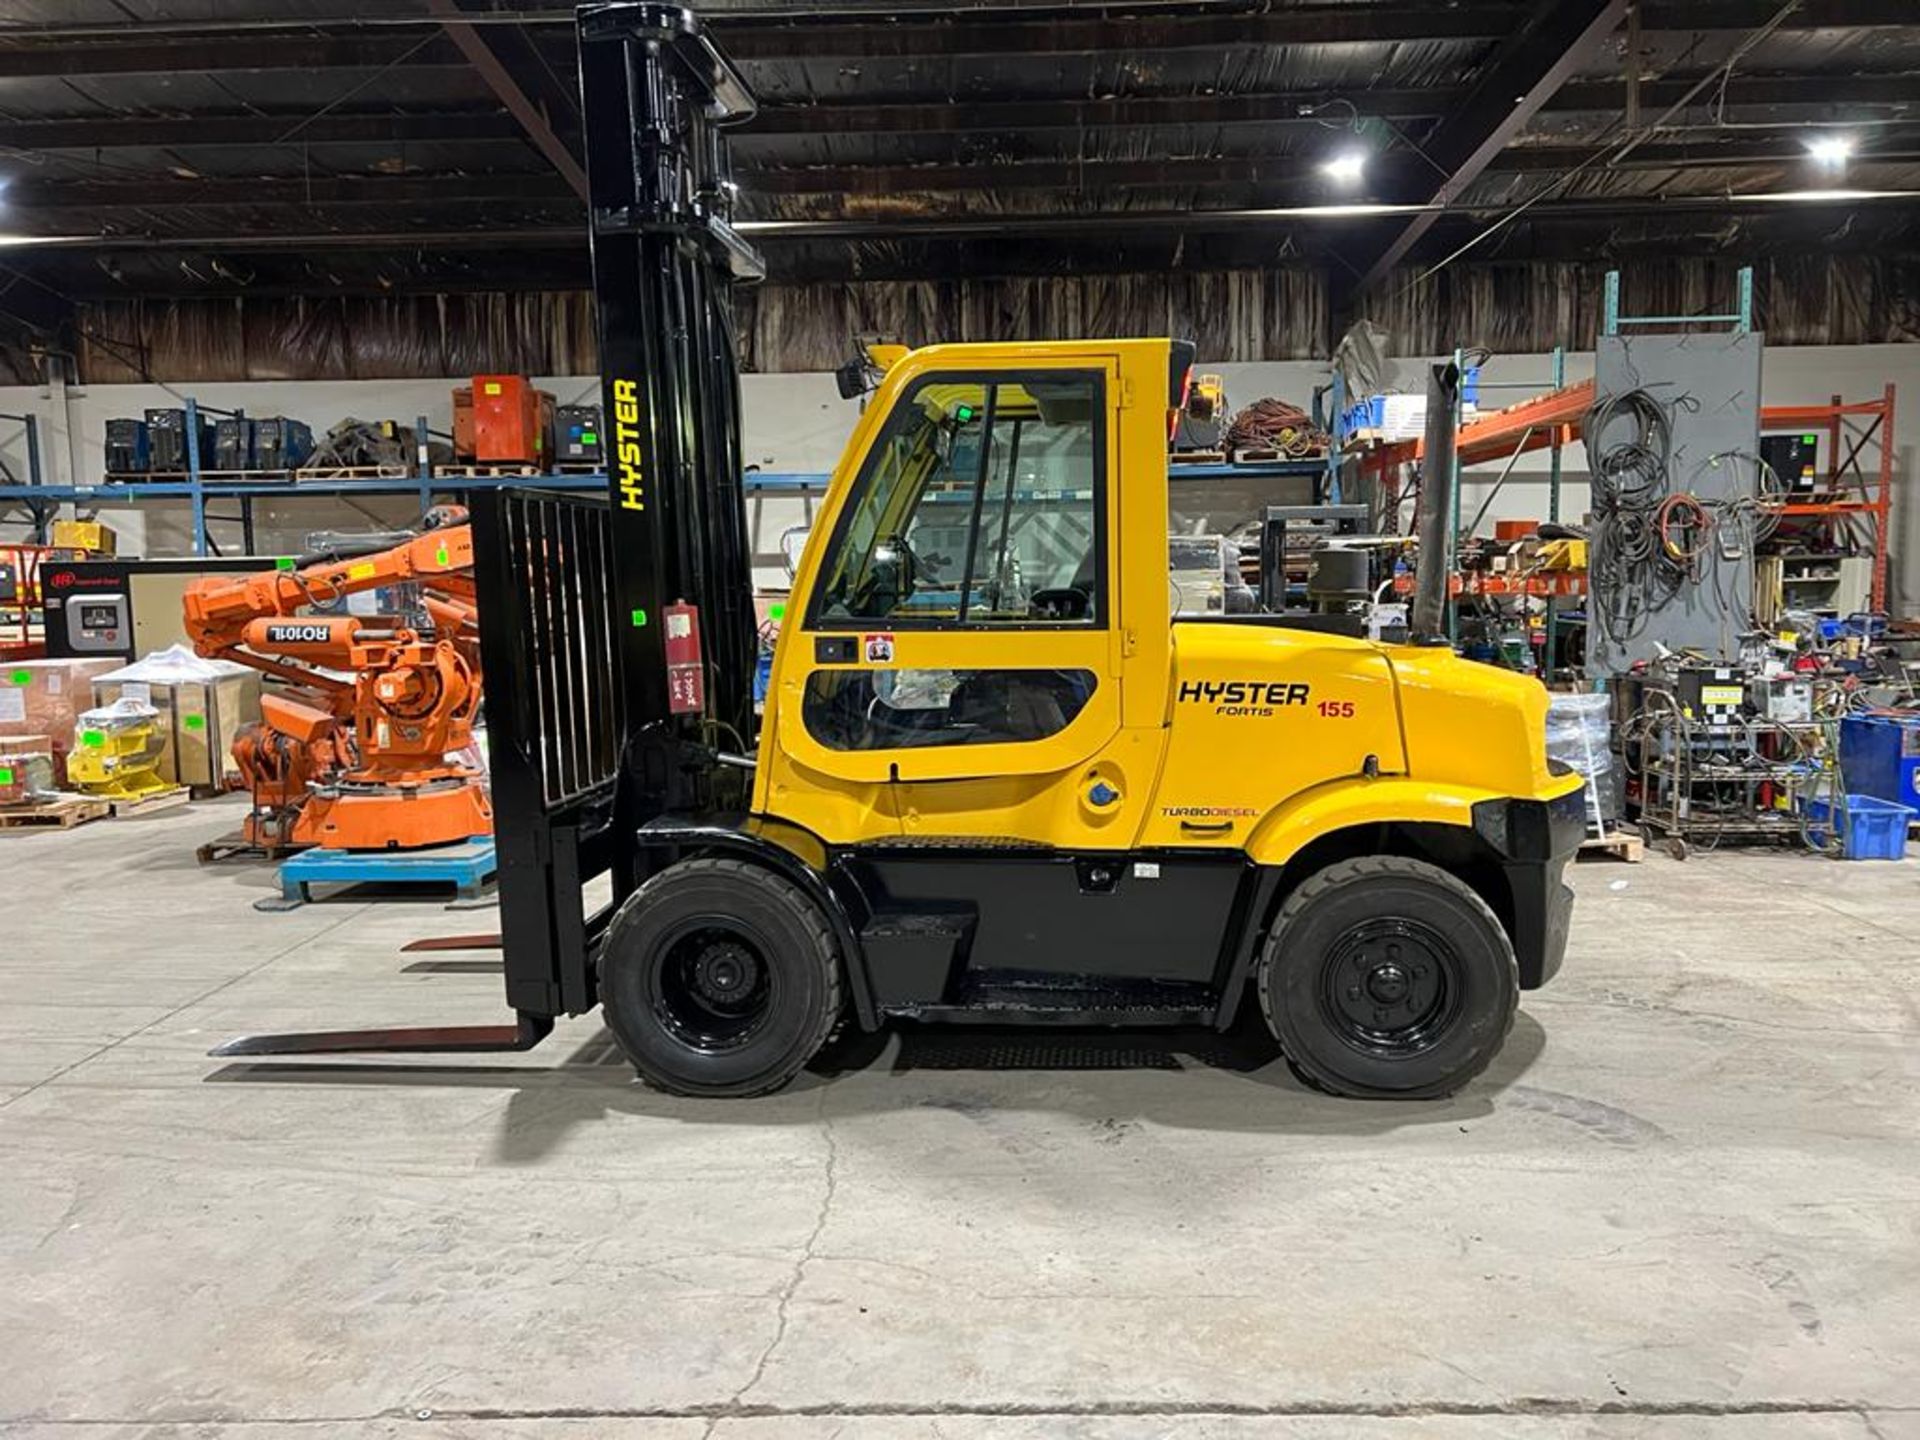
[91,645,261,789]
[1547,691,1617,826]
[0,734,58,805]
[0,659,121,785]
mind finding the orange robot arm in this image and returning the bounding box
[183,523,476,703]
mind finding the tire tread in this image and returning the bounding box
[1256,854,1517,1100]
[601,856,843,1099]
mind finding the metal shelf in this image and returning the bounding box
[0,449,1321,555]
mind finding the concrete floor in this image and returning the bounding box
[3,799,1918,1440]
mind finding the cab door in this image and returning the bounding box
[765,358,1138,849]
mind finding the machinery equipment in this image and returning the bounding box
[104,418,150,474]
[146,407,215,472]
[213,417,255,471]
[182,516,490,851]
[1760,431,1821,497]
[208,4,1583,1104]
[256,418,315,470]
[43,556,276,662]
[555,404,603,464]
[67,699,172,802]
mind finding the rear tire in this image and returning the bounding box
[1257,855,1516,1099]
[598,857,842,1098]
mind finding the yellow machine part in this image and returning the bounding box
[68,720,172,800]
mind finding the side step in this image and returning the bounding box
[885,968,1218,1027]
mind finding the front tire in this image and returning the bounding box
[598,857,842,1098]
[1257,856,1517,1099]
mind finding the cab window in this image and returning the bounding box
[804,668,1098,751]
[808,372,1105,628]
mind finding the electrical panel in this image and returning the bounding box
[1760,431,1821,496]
[67,593,131,654]
[555,404,603,463]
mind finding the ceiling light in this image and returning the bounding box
[1805,134,1854,167]
[1320,151,1367,185]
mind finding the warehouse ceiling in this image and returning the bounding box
[0,0,1916,322]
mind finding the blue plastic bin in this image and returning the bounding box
[1804,794,1914,860]
[1839,714,1920,809]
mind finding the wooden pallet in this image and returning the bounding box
[1231,445,1326,464]
[432,463,544,478]
[0,795,111,830]
[110,786,191,818]
[198,469,295,485]
[1578,830,1644,863]
[292,465,415,481]
[196,830,304,865]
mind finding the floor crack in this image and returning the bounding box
[706,1088,839,1433]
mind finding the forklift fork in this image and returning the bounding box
[210,1010,553,1058]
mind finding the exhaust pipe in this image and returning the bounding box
[1409,360,1461,644]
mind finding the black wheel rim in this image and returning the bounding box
[1316,917,1466,1059]
[648,921,775,1053]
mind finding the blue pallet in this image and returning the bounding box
[1804,796,1913,861]
[265,837,496,910]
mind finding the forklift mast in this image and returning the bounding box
[578,1,763,795]
[468,2,763,1027]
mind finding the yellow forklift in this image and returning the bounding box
[214,2,1584,1101]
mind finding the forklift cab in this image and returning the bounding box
[765,344,1176,853]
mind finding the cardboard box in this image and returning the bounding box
[0,734,56,804]
[91,671,261,788]
[51,519,118,556]
[0,659,120,784]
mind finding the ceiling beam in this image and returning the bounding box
[426,0,586,200]
[742,130,1920,196]
[745,89,1453,137]
[741,70,1914,138]
[1351,0,1627,294]
[1555,71,1920,112]
[12,187,1912,253]
[712,4,1527,60]
[0,0,1907,78]
[1637,0,1915,26]
[0,33,470,78]
[6,173,579,210]
[1,70,1905,156]
[0,110,526,151]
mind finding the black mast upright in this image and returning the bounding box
[577,2,765,826]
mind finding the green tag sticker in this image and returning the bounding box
[183,714,207,731]
[8,669,29,686]
[769,602,785,622]
[0,767,13,786]
[80,730,105,749]
[631,608,648,628]
[580,431,598,445]
[435,545,450,567]
[275,557,296,572]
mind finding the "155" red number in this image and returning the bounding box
[1317,699,1356,719]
